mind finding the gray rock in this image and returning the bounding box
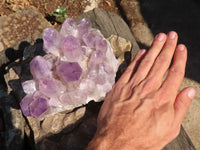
[0,90,24,150]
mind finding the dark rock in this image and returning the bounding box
[0,89,24,150]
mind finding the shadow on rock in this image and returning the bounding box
[36,101,101,150]
[0,39,45,150]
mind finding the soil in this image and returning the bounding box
[0,0,119,25]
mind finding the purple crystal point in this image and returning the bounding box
[56,61,82,82]
[60,18,78,37]
[20,95,33,116]
[78,18,91,37]
[62,35,83,61]
[22,80,36,94]
[82,46,92,57]
[43,28,61,56]
[38,78,66,98]
[30,97,48,118]
[30,56,52,79]
[88,50,104,69]
[82,29,99,48]
[95,37,108,52]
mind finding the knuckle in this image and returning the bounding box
[125,66,133,74]
[169,66,184,76]
[141,77,159,93]
[141,79,153,92]
[113,84,122,92]
[141,58,152,66]
[158,90,170,103]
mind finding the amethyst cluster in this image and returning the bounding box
[20,18,118,119]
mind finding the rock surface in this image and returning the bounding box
[0,6,52,66]
[107,35,132,63]
[84,0,99,12]
[120,0,154,47]
[0,6,51,50]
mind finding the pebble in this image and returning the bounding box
[22,16,26,21]
[10,40,16,45]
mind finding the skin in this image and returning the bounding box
[87,31,196,150]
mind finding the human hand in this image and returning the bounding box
[87,31,196,150]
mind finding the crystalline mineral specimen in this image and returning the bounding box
[20,18,118,120]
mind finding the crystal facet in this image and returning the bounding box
[56,61,82,82]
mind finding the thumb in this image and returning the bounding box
[174,87,196,124]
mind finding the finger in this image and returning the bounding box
[145,31,178,87]
[174,87,196,124]
[116,49,147,85]
[129,32,167,86]
[160,44,187,99]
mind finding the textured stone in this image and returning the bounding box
[84,0,99,12]
[131,22,154,47]
[0,6,52,66]
[44,113,65,134]
[27,117,41,140]
[5,0,29,11]
[107,34,131,64]
[120,0,154,47]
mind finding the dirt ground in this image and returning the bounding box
[0,0,119,25]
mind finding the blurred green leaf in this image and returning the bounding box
[51,5,68,23]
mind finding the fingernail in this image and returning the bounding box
[168,31,176,39]
[156,33,165,41]
[140,49,146,55]
[188,88,196,99]
[177,44,185,51]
